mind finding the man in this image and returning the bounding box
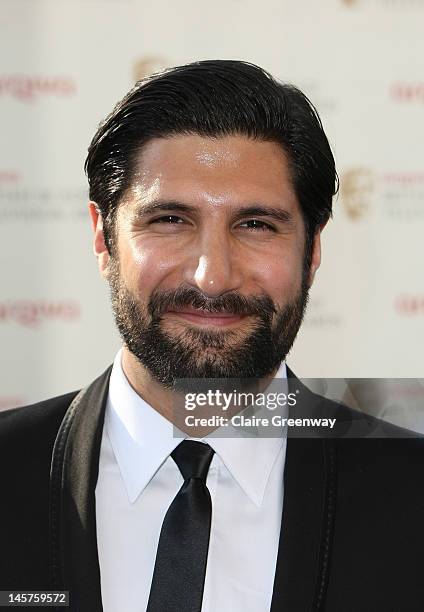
[0,60,423,612]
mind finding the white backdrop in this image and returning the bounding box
[1,0,423,410]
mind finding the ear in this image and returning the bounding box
[307,222,327,287]
[88,202,110,279]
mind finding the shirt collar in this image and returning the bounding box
[106,349,287,507]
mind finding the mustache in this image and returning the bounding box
[148,285,277,319]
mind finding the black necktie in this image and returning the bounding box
[146,440,215,612]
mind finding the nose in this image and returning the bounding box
[183,229,243,297]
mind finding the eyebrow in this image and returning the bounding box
[133,200,295,225]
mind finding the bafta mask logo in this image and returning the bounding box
[340,167,375,220]
[132,56,168,82]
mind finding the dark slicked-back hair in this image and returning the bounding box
[85,59,338,264]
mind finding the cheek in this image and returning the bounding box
[250,248,304,303]
[119,239,181,293]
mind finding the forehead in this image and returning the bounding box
[124,134,299,212]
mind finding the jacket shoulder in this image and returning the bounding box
[0,391,79,449]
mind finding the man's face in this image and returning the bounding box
[92,135,322,387]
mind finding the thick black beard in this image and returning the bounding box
[108,260,309,389]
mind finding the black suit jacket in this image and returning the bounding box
[1,367,424,611]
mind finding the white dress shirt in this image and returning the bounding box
[96,350,288,612]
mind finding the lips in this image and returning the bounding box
[165,307,248,327]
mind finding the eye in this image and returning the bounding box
[238,219,275,232]
[151,215,185,224]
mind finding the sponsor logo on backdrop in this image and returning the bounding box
[0,170,20,183]
[0,75,76,102]
[133,56,168,82]
[382,172,424,220]
[341,168,424,221]
[0,300,81,328]
[340,167,375,220]
[390,82,424,103]
[0,187,87,222]
[395,295,424,315]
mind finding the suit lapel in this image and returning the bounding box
[270,372,337,611]
[50,367,112,611]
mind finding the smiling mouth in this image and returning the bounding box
[165,307,249,328]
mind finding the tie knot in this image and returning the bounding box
[171,440,214,481]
